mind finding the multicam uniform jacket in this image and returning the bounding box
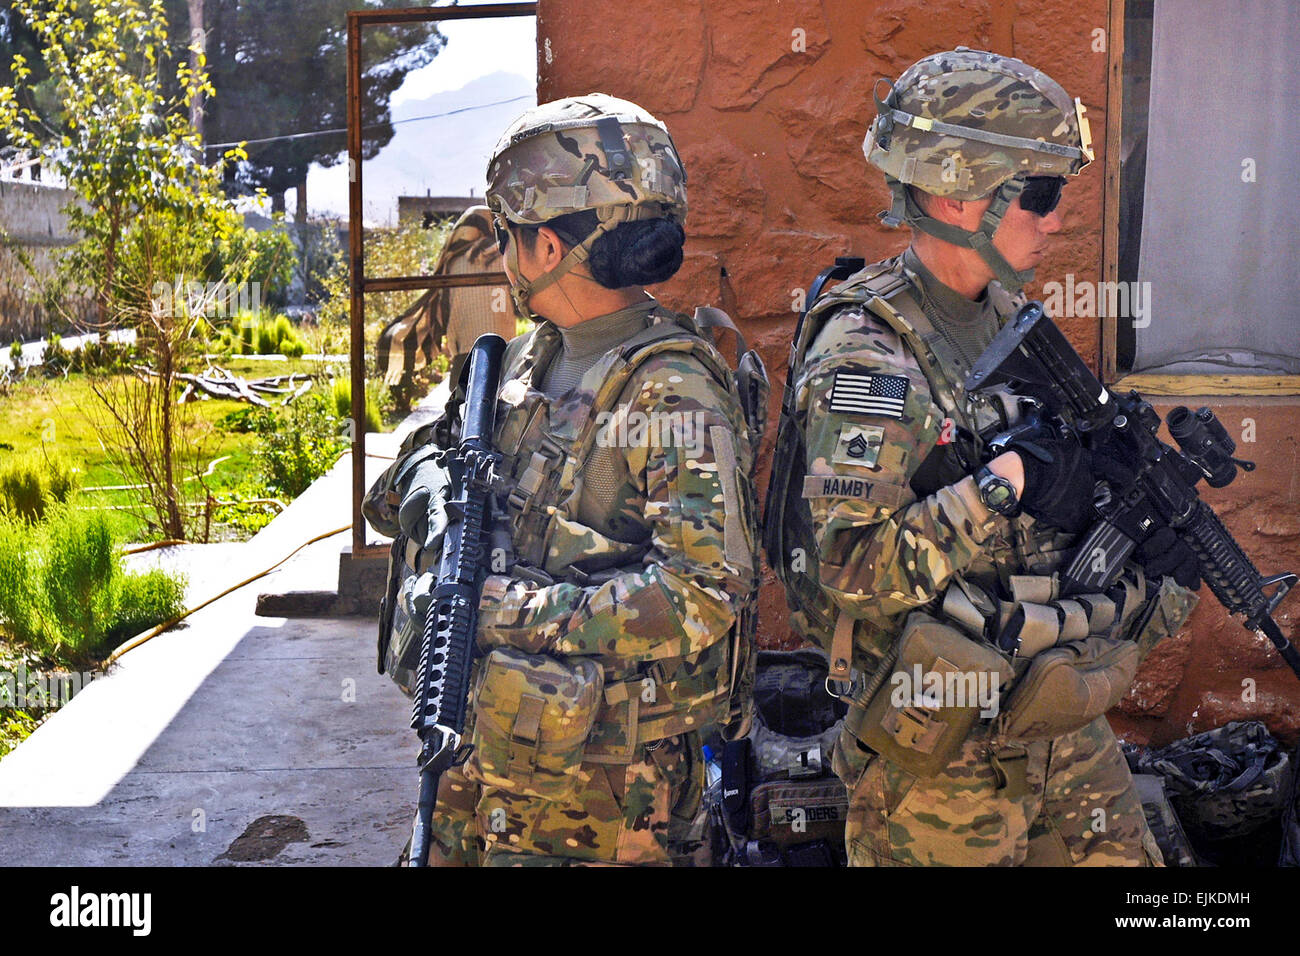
[793,254,1187,866]
[430,302,760,866]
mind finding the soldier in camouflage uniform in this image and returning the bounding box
[773,49,1198,866]
[388,94,760,866]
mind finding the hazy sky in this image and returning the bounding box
[306,13,538,222]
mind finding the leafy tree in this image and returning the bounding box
[1,0,234,319]
[0,1,50,152]
[169,0,446,219]
[0,0,251,540]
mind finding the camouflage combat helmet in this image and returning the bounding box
[863,47,1094,291]
[485,93,688,317]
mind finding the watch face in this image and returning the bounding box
[978,469,1016,514]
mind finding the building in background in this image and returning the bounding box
[535,0,1300,749]
[396,193,478,226]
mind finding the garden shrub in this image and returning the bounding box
[251,391,347,498]
[0,451,81,521]
[330,378,383,434]
[0,504,186,666]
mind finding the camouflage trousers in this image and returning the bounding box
[836,715,1164,866]
[427,733,703,866]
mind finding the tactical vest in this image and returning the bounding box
[763,256,1008,660]
[380,306,763,765]
[762,256,1168,691]
[489,305,766,755]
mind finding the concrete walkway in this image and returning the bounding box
[0,385,448,866]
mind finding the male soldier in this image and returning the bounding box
[369,94,761,866]
[771,48,1198,866]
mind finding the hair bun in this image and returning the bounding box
[589,218,685,288]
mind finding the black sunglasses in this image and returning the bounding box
[1018,176,1066,216]
[493,220,511,255]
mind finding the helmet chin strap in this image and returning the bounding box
[881,177,1035,293]
[502,206,644,320]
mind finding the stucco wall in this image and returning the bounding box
[0,180,77,341]
[536,0,1298,747]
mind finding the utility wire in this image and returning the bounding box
[204,94,533,152]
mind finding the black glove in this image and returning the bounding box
[1007,429,1097,533]
[397,458,453,550]
[1135,526,1202,590]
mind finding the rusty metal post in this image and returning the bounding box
[347,3,536,562]
[347,11,367,558]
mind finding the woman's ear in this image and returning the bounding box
[532,225,569,270]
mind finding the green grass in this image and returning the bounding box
[0,361,319,540]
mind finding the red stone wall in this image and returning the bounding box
[536,0,1299,747]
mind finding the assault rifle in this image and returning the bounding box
[965,302,1300,681]
[408,333,506,867]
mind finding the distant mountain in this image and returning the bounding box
[308,71,535,224]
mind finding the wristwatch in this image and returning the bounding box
[974,465,1020,516]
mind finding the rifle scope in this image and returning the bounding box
[1167,405,1251,488]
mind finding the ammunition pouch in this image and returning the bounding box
[465,647,605,801]
[586,639,737,762]
[845,612,1013,779]
[999,636,1140,741]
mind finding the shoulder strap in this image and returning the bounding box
[692,304,749,361]
[552,311,741,505]
[800,259,976,435]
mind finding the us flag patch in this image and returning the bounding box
[828,369,909,419]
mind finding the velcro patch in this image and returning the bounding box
[832,424,885,468]
[769,799,844,828]
[802,475,906,509]
[828,368,909,418]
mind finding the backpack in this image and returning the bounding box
[707,648,850,866]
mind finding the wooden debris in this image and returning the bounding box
[135,365,316,407]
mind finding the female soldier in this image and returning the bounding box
[424,93,760,866]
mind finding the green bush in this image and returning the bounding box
[0,450,81,521]
[252,391,347,497]
[105,569,187,648]
[256,323,276,355]
[216,406,260,433]
[8,340,21,365]
[210,477,281,536]
[0,504,186,666]
[212,225,296,311]
[330,378,383,434]
[43,333,69,376]
[238,316,256,354]
[223,310,304,357]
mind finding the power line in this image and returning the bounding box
[203,94,533,152]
